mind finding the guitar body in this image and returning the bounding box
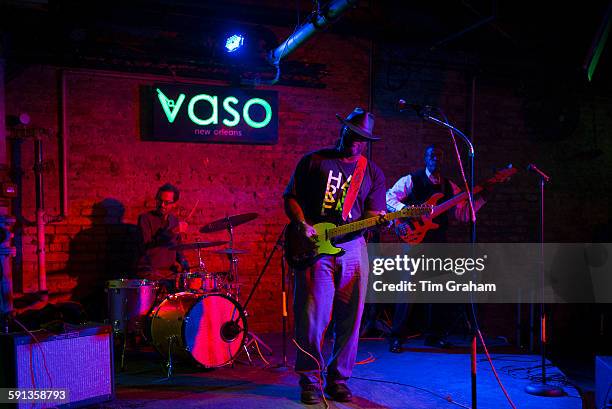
[284,222,345,270]
[394,193,444,245]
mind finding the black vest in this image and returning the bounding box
[404,169,454,243]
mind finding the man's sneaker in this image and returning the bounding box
[300,384,322,405]
[324,383,353,402]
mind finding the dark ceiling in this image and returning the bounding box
[378,1,611,78]
[1,0,610,87]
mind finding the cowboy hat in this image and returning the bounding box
[335,107,380,141]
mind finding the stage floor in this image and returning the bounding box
[103,334,583,408]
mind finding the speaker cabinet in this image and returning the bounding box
[0,324,114,408]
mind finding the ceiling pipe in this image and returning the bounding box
[244,0,356,86]
[267,0,358,67]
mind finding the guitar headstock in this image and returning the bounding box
[399,204,433,218]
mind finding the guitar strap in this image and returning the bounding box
[342,155,368,221]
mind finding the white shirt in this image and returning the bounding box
[386,168,484,223]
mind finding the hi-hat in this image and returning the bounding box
[169,241,228,251]
[200,213,258,233]
[213,248,249,255]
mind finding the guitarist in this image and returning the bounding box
[385,144,488,352]
[283,108,386,404]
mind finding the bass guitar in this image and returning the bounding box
[285,205,432,269]
[394,165,517,244]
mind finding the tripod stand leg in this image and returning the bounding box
[242,343,253,366]
[120,332,127,371]
[166,337,174,379]
[248,331,273,354]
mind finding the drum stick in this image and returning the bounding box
[186,199,199,221]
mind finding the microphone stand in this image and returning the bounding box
[420,109,479,408]
[236,225,288,367]
[279,239,289,368]
[524,167,565,397]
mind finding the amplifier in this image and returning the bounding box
[0,324,114,409]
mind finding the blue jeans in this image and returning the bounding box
[293,236,369,387]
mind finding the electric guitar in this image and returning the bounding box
[393,165,517,244]
[284,205,432,269]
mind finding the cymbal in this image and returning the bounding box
[170,241,228,251]
[212,248,249,255]
[199,212,258,233]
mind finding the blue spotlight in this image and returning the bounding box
[225,34,245,53]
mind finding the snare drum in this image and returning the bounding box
[176,271,219,293]
[150,292,247,367]
[105,279,157,334]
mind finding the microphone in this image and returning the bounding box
[397,99,433,117]
[527,163,551,182]
[220,320,242,342]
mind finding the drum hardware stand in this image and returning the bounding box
[237,340,254,366]
[242,331,273,366]
[120,331,127,371]
[151,335,177,383]
[216,216,275,362]
[224,219,241,298]
[165,336,175,379]
[196,246,206,271]
[115,327,146,372]
[228,308,270,367]
[105,310,128,372]
[234,335,271,367]
[228,253,240,299]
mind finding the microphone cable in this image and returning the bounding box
[292,338,329,409]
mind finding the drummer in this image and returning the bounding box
[137,183,190,285]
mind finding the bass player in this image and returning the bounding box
[385,144,488,352]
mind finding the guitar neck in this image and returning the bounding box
[433,185,484,217]
[327,209,408,239]
[424,166,516,219]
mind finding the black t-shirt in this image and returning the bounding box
[284,148,386,238]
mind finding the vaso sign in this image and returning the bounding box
[144,83,278,144]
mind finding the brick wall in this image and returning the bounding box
[6,31,370,333]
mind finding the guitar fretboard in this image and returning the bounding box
[328,218,382,238]
[433,185,484,217]
[431,167,516,217]
[327,207,429,239]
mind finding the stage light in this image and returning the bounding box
[225,34,244,53]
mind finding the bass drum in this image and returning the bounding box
[150,292,247,368]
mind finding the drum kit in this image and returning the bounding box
[105,212,260,375]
